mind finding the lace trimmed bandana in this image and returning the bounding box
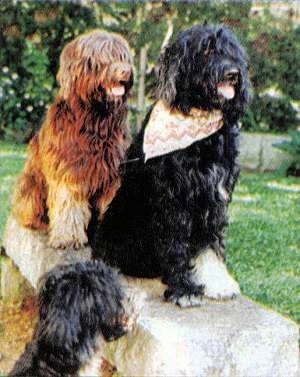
[143,100,223,162]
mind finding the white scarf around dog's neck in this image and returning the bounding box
[143,100,223,162]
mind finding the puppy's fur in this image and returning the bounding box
[9,261,131,377]
[12,30,133,249]
[92,24,250,306]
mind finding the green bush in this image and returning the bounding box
[0,1,299,142]
[0,41,54,142]
[242,94,299,133]
[274,130,300,174]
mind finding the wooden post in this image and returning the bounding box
[161,17,174,49]
[136,45,148,132]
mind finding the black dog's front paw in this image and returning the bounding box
[164,284,204,308]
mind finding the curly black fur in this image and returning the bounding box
[9,261,127,377]
[91,24,250,305]
[157,24,249,119]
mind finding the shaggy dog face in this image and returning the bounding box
[92,24,250,307]
[11,30,133,249]
[57,30,133,104]
[9,261,132,377]
[157,24,249,118]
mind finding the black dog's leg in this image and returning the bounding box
[152,200,204,307]
[190,246,240,300]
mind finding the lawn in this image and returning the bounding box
[0,141,299,324]
[227,171,300,324]
[0,142,26,239]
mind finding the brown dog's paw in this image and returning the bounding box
[48,214,89,250]
[48,233,88,250]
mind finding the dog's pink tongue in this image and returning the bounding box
[217,83,235,99]
[111,86,125,96]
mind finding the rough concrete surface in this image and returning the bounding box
[239,133,292,171]
[103,278,299,377]
[2,216,299,377]
[3,215,91,289]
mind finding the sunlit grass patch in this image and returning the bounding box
[0,141,26,154]
[267,181,300,193]
[227,172,300,323]
[233,195,258,203]
[0,142,26,239]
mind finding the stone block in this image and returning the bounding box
[3,215,91,289]
[239,132,292,171]
[2,217,299,376]
[239,133,263,171]
[103,278,299,377]
[260,133,292,171]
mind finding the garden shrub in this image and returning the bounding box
[0,0,97,143]
[274,130,300,176]
[242,94,299,133]
[0,41,54,142]
[0,2,299,142]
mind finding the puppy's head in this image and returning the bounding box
[57,30,133,104]
[37,261,129,369]
[157,24,250,120]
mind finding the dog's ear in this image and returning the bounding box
[37,262,128,359]
[37,269,82,353]
[204,34,216,56]
[216,28,223,38]
[156,46,179,105]
[56,42,72,86]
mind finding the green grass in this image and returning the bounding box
[0,141,26,239]
[0,141,299,324]
[227,172,300,324]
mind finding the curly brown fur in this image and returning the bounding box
[12,30,133,249]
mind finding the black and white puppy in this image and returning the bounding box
[9,261,134,376]
[91,24,250,307]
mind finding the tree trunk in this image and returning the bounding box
[136,45,148,132]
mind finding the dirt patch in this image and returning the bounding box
[0,297,38,375]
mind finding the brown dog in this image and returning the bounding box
[12,30,133,249]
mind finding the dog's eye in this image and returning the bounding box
[225,72,239,84]
[227,74,236,80]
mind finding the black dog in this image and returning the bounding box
[9,261,132,376]
[91,24,250,307]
